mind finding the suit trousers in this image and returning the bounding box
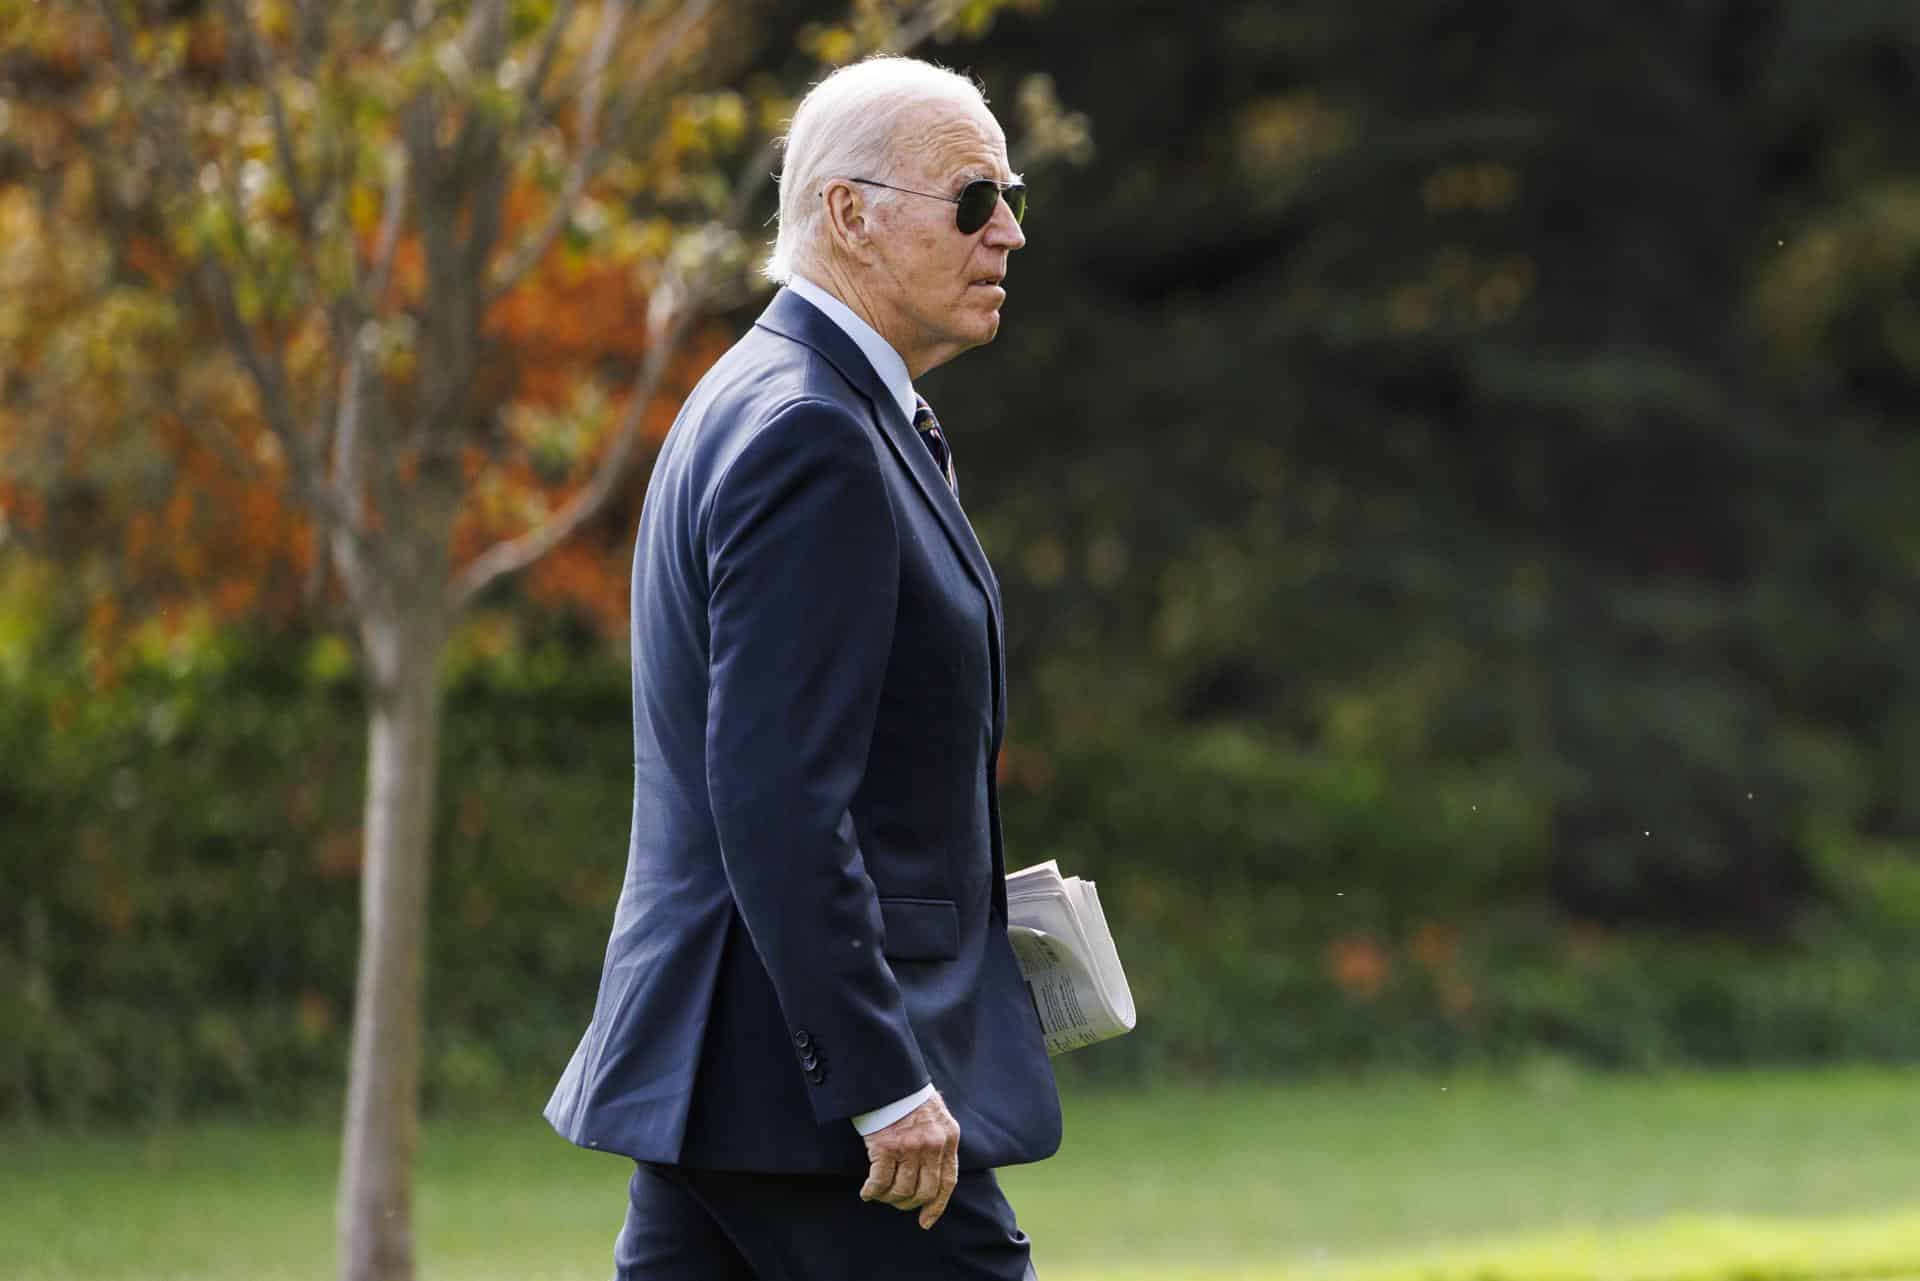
[612,1161,1039,1280]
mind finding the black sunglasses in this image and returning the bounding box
[847,177,1027,235]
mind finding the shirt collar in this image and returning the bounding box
[786,274,919,425]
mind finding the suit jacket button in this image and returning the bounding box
[808,1067,826,1084]
[800,1052,818,1070]
[793,1031,812,1049]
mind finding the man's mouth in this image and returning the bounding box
[970,277,1005,289]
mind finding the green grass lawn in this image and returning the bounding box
[5,1068,1919,1281]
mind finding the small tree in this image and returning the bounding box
[0,1,1071,1277]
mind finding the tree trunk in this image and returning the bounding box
[337,610,448,1281]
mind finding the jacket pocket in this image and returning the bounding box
[878,897,960,961]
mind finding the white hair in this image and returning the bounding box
[763,56,991,284]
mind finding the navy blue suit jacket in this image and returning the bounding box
[545,289,1061,1174]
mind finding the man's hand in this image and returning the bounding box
[860,1089,961,1229]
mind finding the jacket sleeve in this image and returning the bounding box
[702,397,929,1123]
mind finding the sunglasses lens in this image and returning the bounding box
[956,181,1026,234]
[956,182,996,234]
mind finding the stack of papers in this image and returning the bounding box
[1004,860,1137,1056]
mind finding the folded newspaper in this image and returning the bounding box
[1004,860,1137,1055]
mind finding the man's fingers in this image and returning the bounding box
[918,1155,958,1230]
[917,1183,954,1230]
[915,1127,961,1230]
[910,1154,941,1209]
[860,1154,898,1203]
[888,1154,922,1205]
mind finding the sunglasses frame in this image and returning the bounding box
[845,177,1027,235]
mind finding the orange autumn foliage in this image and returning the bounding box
[455,216,733,630]
[1,2,738,647]
[1326,932,1392,999]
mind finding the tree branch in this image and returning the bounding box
[879,0,967,56]
[519,0,579,116]
[440,0,513,178]
[310,130,408,594]
[485,0,636,298]
[224,0,318,240]
[96,1,193,190]
[193,249,379,611]
[289,0,326,72]
[460,0,513,87]
[333,146,409,532]
[174,391,269,484]
[368,145,410,305]
[448,287,695,609]
[524,0,641,129]
[491,0,733,301]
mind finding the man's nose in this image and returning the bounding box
[982,195,1025,250]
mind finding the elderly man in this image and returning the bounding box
[544,56,1059,1280]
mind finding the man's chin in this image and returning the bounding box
[923,314,1002,370]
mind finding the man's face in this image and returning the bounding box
[865,98,1026,374]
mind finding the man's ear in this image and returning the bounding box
[821,179,877,265]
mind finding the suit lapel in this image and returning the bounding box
[755,292,1005,742]
[871,397,995,604]
[870,393,1008,751]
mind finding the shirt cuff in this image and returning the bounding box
[850,1082,936,1136]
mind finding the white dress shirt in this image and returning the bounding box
[786,274,919,426]
[783,274,938,1138]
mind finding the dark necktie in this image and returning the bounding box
[912,396,958,497]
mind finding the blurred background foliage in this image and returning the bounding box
[5,0,1920,1122]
